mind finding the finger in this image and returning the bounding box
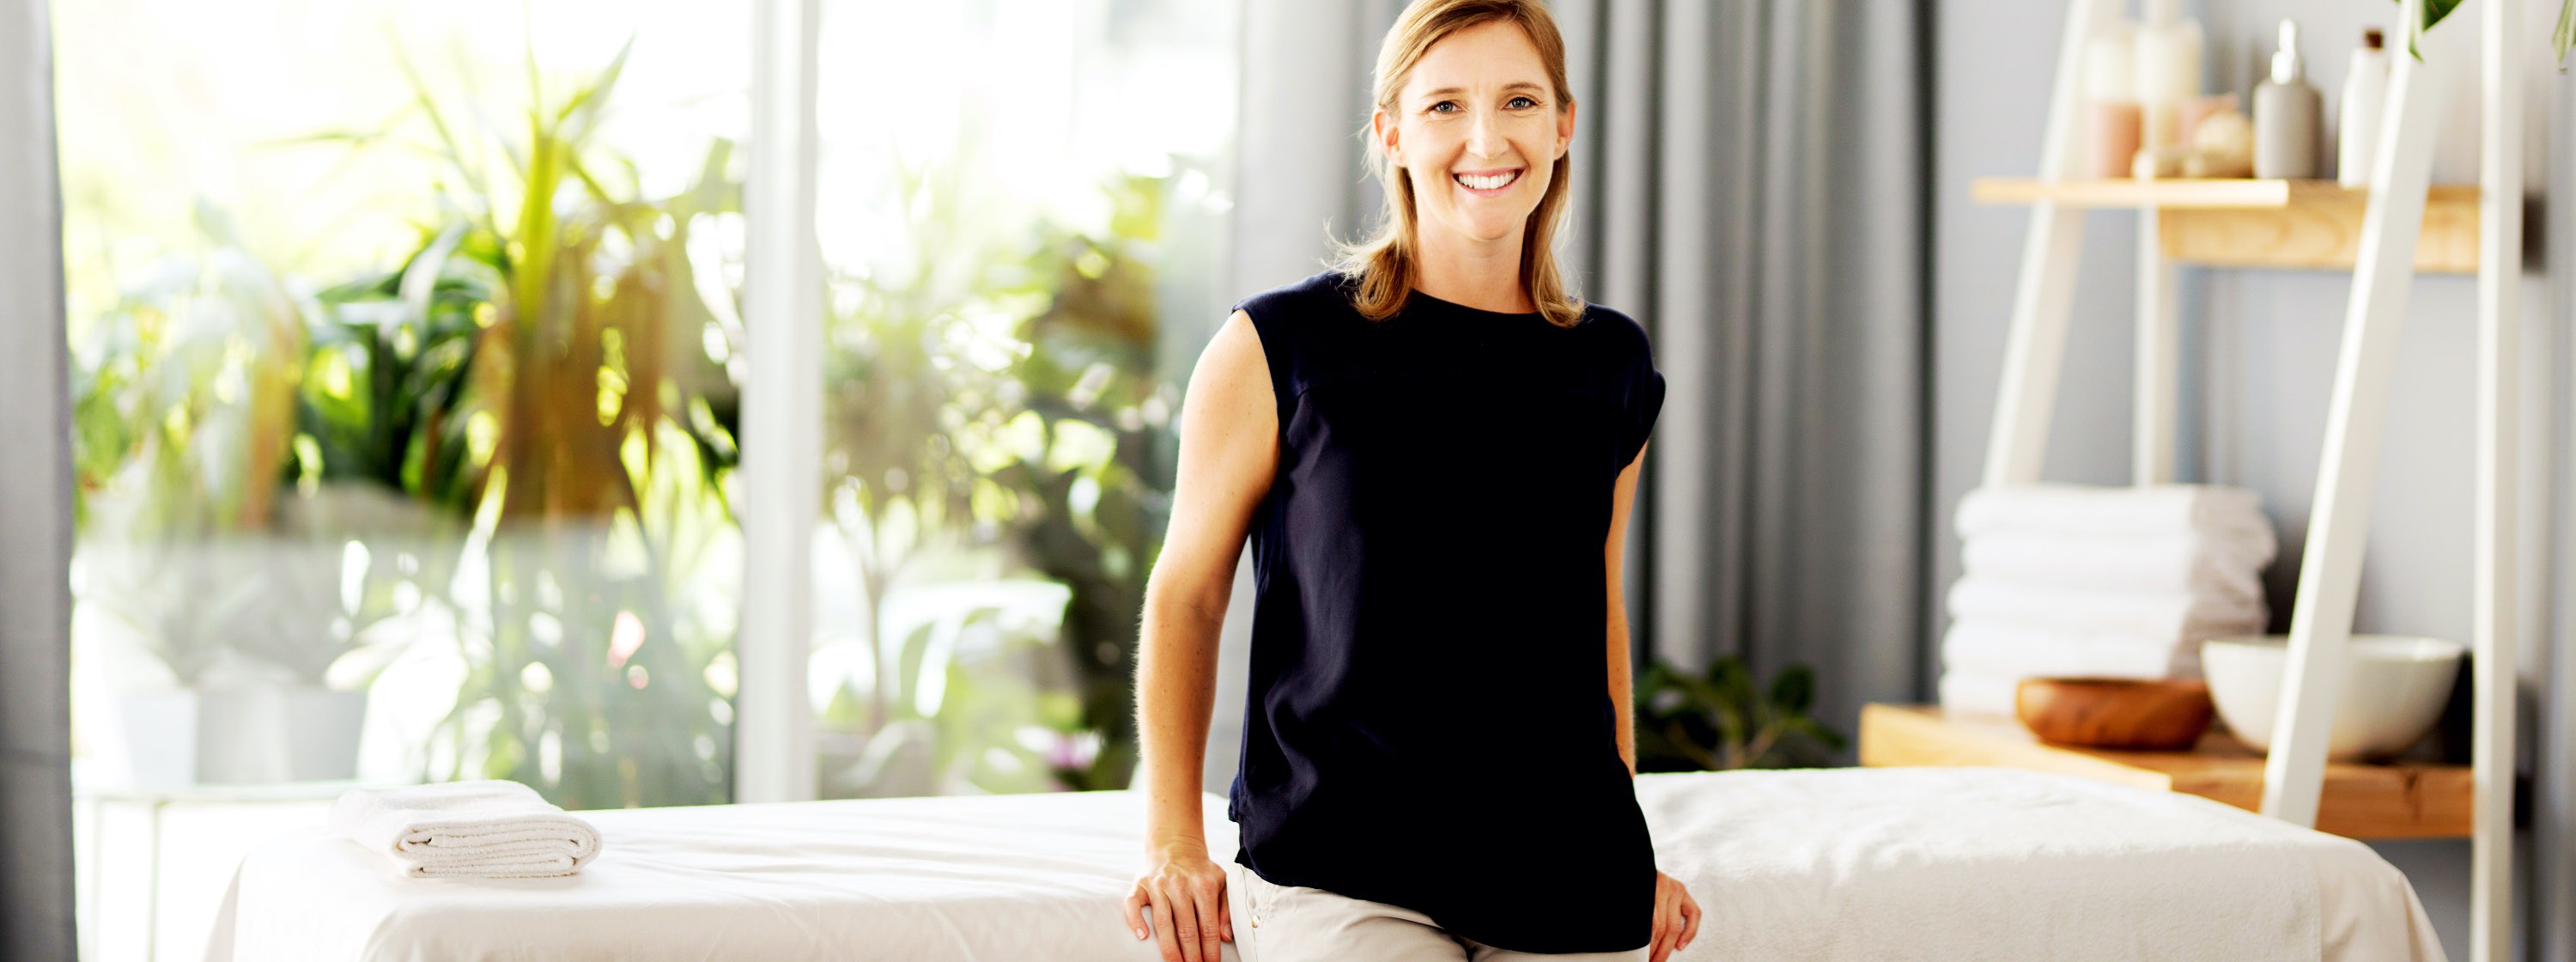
[1217,879,1234,941]
[1169,886,1204,962]
[1123,885,1150,941]
[1196,882,1225,961]
[1151,886,1182,962]
[1679,893,1701,948]
[1659,881,1680,953]
[1656,898,1684,962]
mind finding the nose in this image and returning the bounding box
[1466,108,1506,161]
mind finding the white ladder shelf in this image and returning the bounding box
[1982,2,2521,959]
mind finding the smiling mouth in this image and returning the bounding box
[1453,168,1522,192]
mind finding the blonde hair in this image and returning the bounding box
[1336,0,1583,329]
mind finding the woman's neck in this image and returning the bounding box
[1411,224,1534,314]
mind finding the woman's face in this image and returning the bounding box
[1376,19,1575,249]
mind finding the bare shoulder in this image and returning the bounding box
[1186,310,1273,417]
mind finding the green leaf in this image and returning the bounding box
[2556,0,2576,69]
[2396,0,2467,59]
[2389,0,2576,70]
[1768,664,1815,714]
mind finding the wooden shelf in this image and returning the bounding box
[1858,703,2473,840]
[1971,177,2481,273]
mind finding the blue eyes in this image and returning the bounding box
[1429,96,1541,114]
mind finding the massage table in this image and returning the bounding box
[204,766,2445,961]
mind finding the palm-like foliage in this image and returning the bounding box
[71,27,1188,805]
[70,207,308,683]
[293,38,744,807]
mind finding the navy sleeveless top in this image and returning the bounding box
[1224,270,1666,953]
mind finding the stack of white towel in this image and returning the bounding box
[329,780,604,879]
[1940,484,2277,715]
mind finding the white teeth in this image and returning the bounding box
[1454,170,1518,191]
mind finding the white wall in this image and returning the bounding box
[1932,3,2570,958]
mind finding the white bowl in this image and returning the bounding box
[2201,635,2464,761]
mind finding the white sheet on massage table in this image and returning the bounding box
[205,767,2443,961]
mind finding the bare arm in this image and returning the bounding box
[1614,441,1698,959]
[1606,442,1648,776]
[1134,309,1277,857]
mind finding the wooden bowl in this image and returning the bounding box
[2014,677,2215,751]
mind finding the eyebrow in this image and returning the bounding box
[1418,82,1547,100]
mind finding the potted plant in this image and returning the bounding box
[69,213,307,788]
[1632,656,1847,771]
[209,484,440,782]
[76,534,268,788]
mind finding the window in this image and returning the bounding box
[53,0,1238,952]
[56,1,753,953]
[807,0,1238,797]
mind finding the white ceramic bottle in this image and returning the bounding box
[2337,27,2390,187]
[2132,0,2205,152]
[2253,19,2322,180]
[2084,21,2142,178]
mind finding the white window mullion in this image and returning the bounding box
[738,0,822,805]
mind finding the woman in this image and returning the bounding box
[1121,2,1693,959]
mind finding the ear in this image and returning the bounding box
[1373,107,1401,167]
[1555,99,1577,161]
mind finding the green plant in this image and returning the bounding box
[302,36,745,808]
[812,575,1082,796]
[2397,0,2576,64]
[816,148,1182,795]
[69,205,308,684]
[70,206,304,539]
[70,20,1194,803]
[819,155,1018,746]
[1632,656,1846,771]
[76,537,270,687]
[986,173,1177,791]
[224,487,445,690]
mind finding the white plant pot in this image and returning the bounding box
[2202,635,2464,762]
[283,686,369,782]
[114,688,202,789]
[193,684,371,784]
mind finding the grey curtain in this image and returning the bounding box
[1208,0,1926,788]
[0,0,77,957]
[1556,0,1928,749]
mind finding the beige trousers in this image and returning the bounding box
[1222,862,1650,962]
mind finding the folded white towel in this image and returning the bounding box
[1956,484,2269,541]
[1937,670,2026,716]
[1946,577,2266,642]
[1960,529,2274,602]
[1941,619,2203,680]
[329,780,603,879]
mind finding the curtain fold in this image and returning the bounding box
[0,0,78,957]
[1558,0,1928,750]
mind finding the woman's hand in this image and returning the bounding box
[1647,869,1700,961]
[1124,845,1233,962]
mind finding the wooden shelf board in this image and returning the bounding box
[1858,703,2473,840]
[1970,178,2482,274]
[1971,177,2477,210]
